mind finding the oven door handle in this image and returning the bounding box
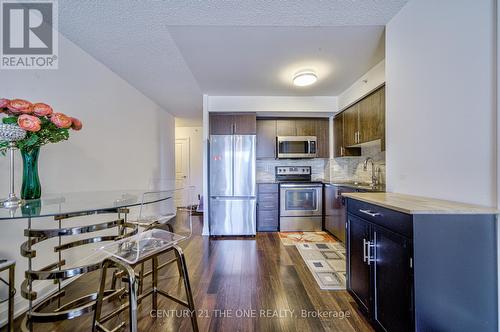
[280,183,322,188]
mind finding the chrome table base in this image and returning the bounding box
[20,208,137,331]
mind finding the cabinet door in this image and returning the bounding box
[295,119,316,136]
[210,114,233,135]
[379,86,386,151]
[359,87,384,144]
[233,113,257,134]
[372,225,413,332]
[333,115,343,157]
[256,119,277,159]
[347,214,371,313]
[276,120,296,136]
[343,104,359,147]
[315,119,329,158]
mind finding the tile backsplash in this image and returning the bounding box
[256,141,386,185]
[330,141,386,185]
[256,158,328,182]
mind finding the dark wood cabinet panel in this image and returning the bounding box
[256,119,276,159]
[379,86,386,151]
[276,120,296,136]
[257,183,279,232]
[343,104,359,147]
[347,214,371,313]
[373,225,413,332]
[233,113,257,134]
[295,119,316,136]
[333,115,343,157]
[315,119,329,158]
[359,88,384,144]
[210,114,234,135]
[210,113,257,135]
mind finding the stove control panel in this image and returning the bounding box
[275,166,311,175]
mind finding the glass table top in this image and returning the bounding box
[0,190,173,220]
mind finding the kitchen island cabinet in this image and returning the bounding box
[344,192,498,332]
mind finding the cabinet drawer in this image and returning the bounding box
[258,194,279,210]
[258,183,279,193]
[257,210,279,231]
[347,198,412,238]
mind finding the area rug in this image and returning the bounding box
[279,231,336,246]
[295,241,347,290]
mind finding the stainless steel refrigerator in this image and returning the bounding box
[209,135,256,236]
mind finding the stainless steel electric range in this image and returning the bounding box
[276,166,323,231]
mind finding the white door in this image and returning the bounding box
[175,138,190,206]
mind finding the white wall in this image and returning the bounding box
[0,32,175,323]
[207,95,338,113]
[337,60,385,111]
[386,0,497,207]
[175,126,203,204]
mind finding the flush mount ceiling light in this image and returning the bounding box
[293,71,317,87]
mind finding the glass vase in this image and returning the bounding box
[21,147,41,200]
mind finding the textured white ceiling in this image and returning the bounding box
[169,26,385,96]
[58,0,408,118]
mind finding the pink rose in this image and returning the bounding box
[70,117,82,131]
[50,113,72,128]
[32,103,53,117]
[8,99,32,114]
[18,114,41,132]
[0,98,9,109]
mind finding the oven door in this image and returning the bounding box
[277,136,317,158]
[280,184,323,217]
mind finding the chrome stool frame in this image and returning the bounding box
[93,244,198,332]
[0,259,15,332]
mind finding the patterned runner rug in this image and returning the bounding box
[279,231,336,246]
[295,241,347,290]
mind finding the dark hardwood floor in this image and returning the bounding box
[9,216,373,332]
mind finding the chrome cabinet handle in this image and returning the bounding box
[363,238,375,265]
[363,238,368,263]
[359,209,381,217]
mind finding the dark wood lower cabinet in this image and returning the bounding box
[372,226,413,332]
[347,214,372,313]
[257,183,279,232]
[347,201,414,332]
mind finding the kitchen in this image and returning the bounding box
[0,1,498,332]
[208,83,386,237]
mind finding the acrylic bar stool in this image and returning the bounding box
[0,259,15,332]
[93,188,198,332]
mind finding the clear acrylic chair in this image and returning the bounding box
[93,186,198,332]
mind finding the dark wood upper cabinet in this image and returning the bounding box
[295,119,316,136]
[333,115,344,157]
[315,118,329,158]
[343,104,359,147]
[209,113,234,135]
[359,87,384,144]
[233,113,257,134]
[334,85,385,153]
[209,113,256,135]
[276,120,296,136]
[256,119,276,159]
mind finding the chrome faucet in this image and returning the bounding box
[363,157,377,186]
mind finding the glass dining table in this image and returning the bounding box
[0,190,174,331]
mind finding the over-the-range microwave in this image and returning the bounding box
[276,136,317,159]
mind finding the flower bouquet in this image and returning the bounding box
[0,98,82,199]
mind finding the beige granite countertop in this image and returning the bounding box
[342,192,499,215]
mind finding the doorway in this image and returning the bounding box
[175,138,190,207]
